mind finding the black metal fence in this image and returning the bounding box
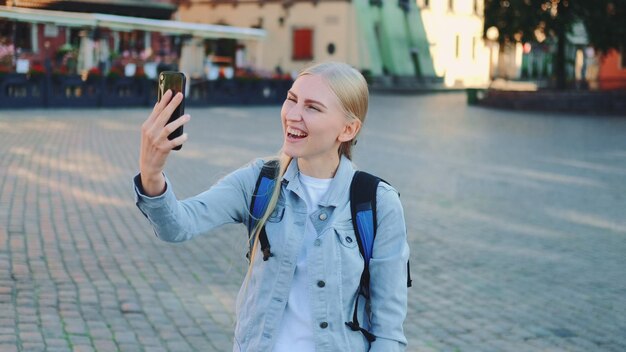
[0,73,292,109]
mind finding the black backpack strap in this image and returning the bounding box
[345,171,381,343]
[407,262,412,287]
[349,171,381,296]
[248,159,279,261]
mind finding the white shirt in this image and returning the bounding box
[273,173,332,352]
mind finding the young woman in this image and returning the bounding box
[134,61,409,351]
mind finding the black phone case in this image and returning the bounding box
[157,71,186,150]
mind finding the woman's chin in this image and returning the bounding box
[281,144,300,158]
[282,149,299,158]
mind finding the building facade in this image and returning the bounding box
[0,1,265,79]
[178,0,364,77]
[598,48,626,90]
[487,20,625,91]
[417,0,489,87]
[178,0,491,88]
[0,1,273,108]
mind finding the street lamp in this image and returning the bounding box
[486,26,499,80]
[486,26,499,41]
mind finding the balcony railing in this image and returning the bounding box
[0,73,292,109]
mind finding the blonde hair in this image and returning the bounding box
[243,61,369,285]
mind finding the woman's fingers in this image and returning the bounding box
[160,114,191,139]
[147,89,173,124]
[168,132,189,150]
[143,113,190,155]
[140,93,189,175]
[156,92,184,127]
[143,92,185,140]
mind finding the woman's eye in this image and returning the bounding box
[287,96,296,102]
[307,105,320,112]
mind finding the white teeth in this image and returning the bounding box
[288,127,307,137]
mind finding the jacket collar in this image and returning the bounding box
[283,155,355,207]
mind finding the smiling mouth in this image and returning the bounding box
[287,127,308,139]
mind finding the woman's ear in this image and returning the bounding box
[338,119,361,143]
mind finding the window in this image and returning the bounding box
[292,28,313,61]
[68,28,81,48]
[472,37,476,60]
[119,30,146,54]
[398,0,410,12]
[455,35,460,59]
[14,22,33,52]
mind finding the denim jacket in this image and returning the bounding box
[133,156,409,352]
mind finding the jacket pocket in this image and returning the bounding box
[335,225,358,249]
[267,203,285,223]
[334,227,363,288]
[336,231,358,248]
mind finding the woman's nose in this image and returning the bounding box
[285,105,303,121]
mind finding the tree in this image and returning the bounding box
[484,0,626,89]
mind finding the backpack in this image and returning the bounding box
[248,160,412,342]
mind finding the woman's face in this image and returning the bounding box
[280,74,358,164]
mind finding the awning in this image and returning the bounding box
[11,0,177,20]
[0,5,266,41]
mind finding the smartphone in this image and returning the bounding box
[157,71,186,150]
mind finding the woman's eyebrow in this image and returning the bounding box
[288,91,327,109]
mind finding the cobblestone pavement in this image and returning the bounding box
[1,93,625,352]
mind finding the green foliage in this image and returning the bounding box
[55,44,76,62]
[484,0,626,89]
[361,69,373,85]
[484,0,626,52]
[580,0,626,53]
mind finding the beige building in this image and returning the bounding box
[418,0,490,86]
[178,0,490,87]
[177,1,360,76]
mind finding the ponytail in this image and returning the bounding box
[244,152,291,277]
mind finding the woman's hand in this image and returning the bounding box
[139,90,190,196]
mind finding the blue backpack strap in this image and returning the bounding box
[346,170,381,343]
[248,159,279,261]
[346,171,412,342]
[349,171,380,294]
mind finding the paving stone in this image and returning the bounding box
[92,340,118,351]
[165,340,194,352]
[20,342,46,351]
[64,323,87,335]
[44,338,70,348]
[19,331,44,343]
[47,348,74,352]
[2,95,626,351]
[0,344,18,352]
[117,344,143,352]
[114,331,138,344]
[0,328,15,335]
[0,335,17,344]
[72,344,96,352]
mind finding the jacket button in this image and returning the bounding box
[317,280,325,288]
[319,213,327,221]
[345,236,353,243]
[320,322,328,329]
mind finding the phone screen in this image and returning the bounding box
[158,71,186,150]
